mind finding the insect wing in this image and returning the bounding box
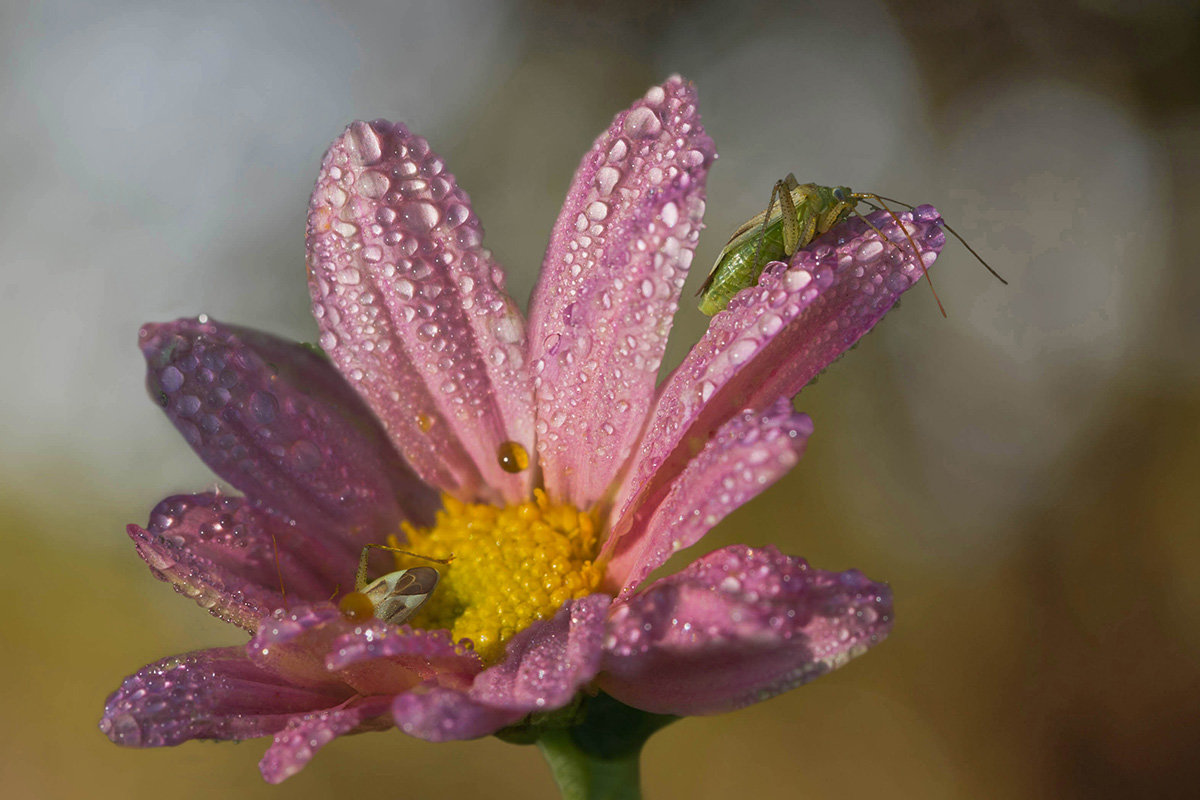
[360,566,440,625]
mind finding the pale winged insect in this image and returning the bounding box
[697,173,1005,316]
[336,544,452,624]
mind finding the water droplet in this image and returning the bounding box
[856,239,885,261]
[177,395,201,417]
[660,201,678,228]
[356,170,390,200]
[248,391,278,425]
[586,201,608,221]
[327,186,348,208]
[784,269,812,292]
[159,366,184,393]
[608,138,628,162]
[394,279,415,301]
[758,313,783,336]
[885,271,911,293]
[596,166,620,196]
[335,268,361,285]
[446,203,470,228]
[399,201,440,232]
[347,122,384,165]
[623,107,662,139]
[496,441,530,473]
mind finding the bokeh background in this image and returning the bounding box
[3,0,1199,797]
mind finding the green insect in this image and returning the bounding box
[697,174,1003,316]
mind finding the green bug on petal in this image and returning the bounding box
[696,174,1000,317]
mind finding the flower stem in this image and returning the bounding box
[537,729,643,800]
[533,692,677,800]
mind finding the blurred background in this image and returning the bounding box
[3,0,1198,797]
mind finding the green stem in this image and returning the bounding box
[530,692,677,800]
[537,729,643,800]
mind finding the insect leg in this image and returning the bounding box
[857,193,947,317]
[869,194,1008,285]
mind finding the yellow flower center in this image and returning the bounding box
[389,490,604,663]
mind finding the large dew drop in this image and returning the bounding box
[496,440,530,473]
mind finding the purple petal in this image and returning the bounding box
[307,120,534,504]
[597,545,893,716]
[248,604,368,692]
[602,398,812,596]
[614,207,945,531]
[259,696,394,784]
[393,685,525,742]
[140,318,437,536]
[526,76,715,508]
[100,646,352,748]
[470,594,611,712]
[325,623,481,690]
[129,493,341,630]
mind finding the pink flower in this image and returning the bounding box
[101,76,944,783]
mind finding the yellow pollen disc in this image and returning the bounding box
[390,491,603,663]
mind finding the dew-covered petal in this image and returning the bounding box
[392,685,525,742]
[602,398,812,596]
[128,493,344,631]
[526,76,715,508]
[597,545,893,716]
[325,623,481,691]
[248,604,377,694]
[100,646,352,748]
[470,594,611,712]
[259,695,394,784]
[615,207,945,528]
[307,120,534,504]
[140,318,437,537]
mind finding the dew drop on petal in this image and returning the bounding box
[623,106,662,139]
[496,441,530,473]
[596,166,620,196]
[347,121,384,165]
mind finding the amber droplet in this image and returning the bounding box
[497,440,530,473]
[416,413,434,433]
[339,591,376,621]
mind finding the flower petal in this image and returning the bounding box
[597,545,893,716]
[259,696,394,784]
[307,120,534,503]
[140,317,437,534]
[602,398,812,596]
[129,493,345,631]
[325,624,481,691]
[247,604,374,691]
[100,646,352,748]
[392,685,525,743]
[526,76,715,507]
[615,207,946,530]
[469,594,611,712]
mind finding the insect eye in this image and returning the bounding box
[832,187,847,202]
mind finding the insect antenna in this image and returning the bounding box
[366,543,454,565]
[870,194,1008,285]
